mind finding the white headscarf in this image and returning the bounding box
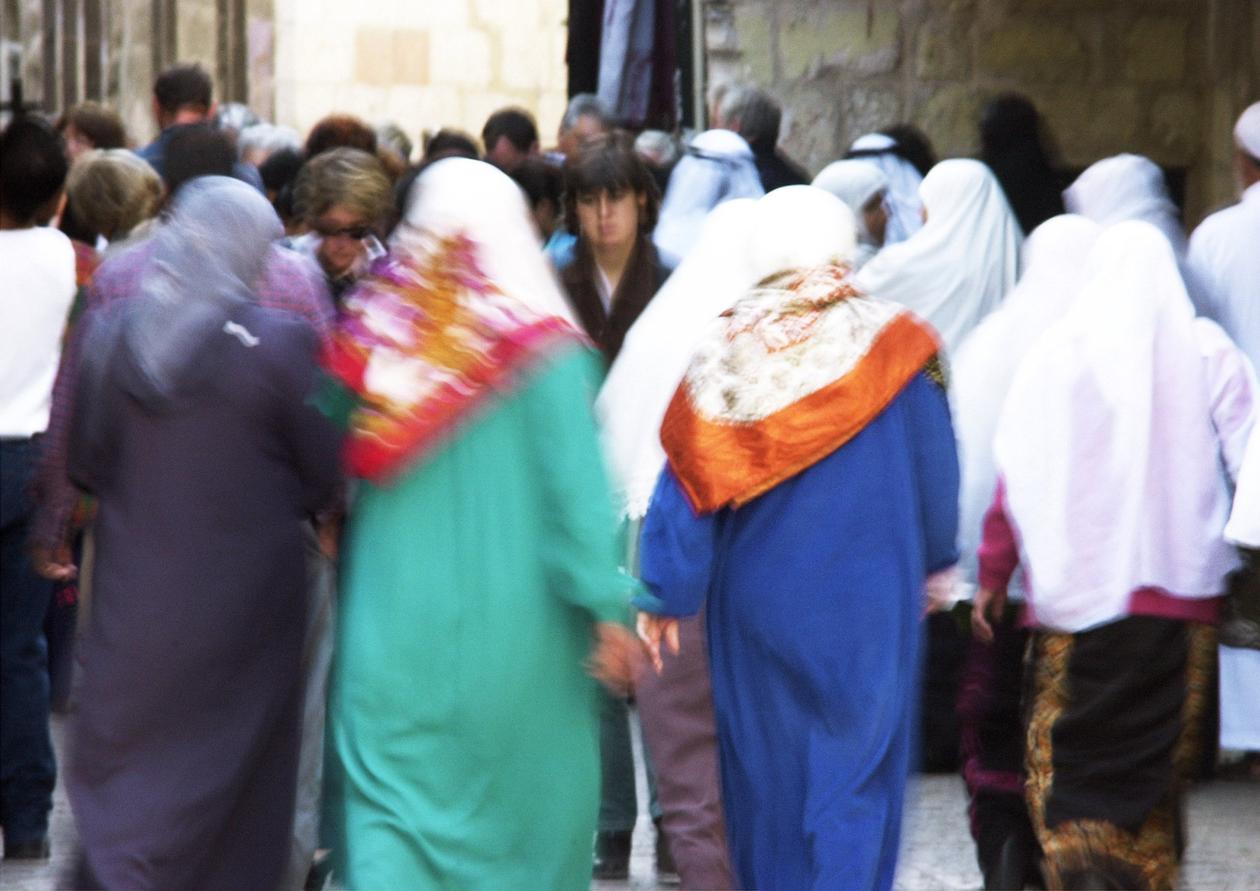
[848,132,924,243]
[1235,102,1260,158]
[598,185,857,518]
[653,129,764,264]
[393,157,576,327]
[951,215,1103,596]
[125,176,282,404]
[993,221,1238,633]
[1063,154,1187,257]
[856,158,1021,355]
[812,159,889,269]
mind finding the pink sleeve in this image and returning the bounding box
[977,478,1019,591]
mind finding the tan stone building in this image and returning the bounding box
[3,0,570,151]
[4,0,1257,222]
[706,0,1260,223]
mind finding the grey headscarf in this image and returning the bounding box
[124,176,282,403]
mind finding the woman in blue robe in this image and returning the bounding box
[635,192,959,890]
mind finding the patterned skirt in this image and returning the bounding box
[1025,616,1216,890]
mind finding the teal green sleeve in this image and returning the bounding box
[523,345,640,625]
[308,369,359,430]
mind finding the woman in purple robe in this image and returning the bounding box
[64,177,342,889]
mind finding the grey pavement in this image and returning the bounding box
[3,716,1258,889]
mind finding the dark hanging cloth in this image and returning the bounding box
[644,0,678,130]
[566,0,605,98]
[558,235,671,364]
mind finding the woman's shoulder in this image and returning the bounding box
[231,303,320,359]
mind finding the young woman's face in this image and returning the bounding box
[311,204,372,279]
[862,191,889,246]
[575,187,642,253]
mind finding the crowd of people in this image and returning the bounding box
[2,57,1259,891]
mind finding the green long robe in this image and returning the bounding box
[325,345,632,890]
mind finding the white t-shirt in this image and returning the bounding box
[0,226,77,437]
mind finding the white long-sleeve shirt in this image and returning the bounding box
[0,226,77,437]
[1189,181,1260,373]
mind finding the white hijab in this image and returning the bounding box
[1063,154,1187,257]
[598,185,857,517]
[993,221,1238,633]
[951,215,1103,595]
[847,132,924,243]
[653,129,765,263]
[856,158,1021,355]
[393,157,576,327]
[812,159,889,269]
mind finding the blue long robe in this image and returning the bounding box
[636,372,959,890]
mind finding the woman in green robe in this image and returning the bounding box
[322,158,639,890]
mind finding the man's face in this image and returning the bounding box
[486,136,529,173]
[311,204,372,279]
[1237,147,1260,190]
[558,114,607,159]
[862,191,889,246]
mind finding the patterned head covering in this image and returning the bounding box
[325,158,582,482]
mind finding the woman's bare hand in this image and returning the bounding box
[635,611,680,674]
[971,586,1007,643]
[586,622,642,696]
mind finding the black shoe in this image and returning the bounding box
[4,838,50,860]
[653,818,678,881]
[592,830,632,880]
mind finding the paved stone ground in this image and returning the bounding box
[3,716,1258,889]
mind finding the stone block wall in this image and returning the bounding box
[706,0,1260,225]
[272,0,570,159]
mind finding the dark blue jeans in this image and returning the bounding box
[1,438,56,844]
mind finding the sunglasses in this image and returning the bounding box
[313,223,373,241]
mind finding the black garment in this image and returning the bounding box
[558,235,671,364]
[753,149,809,193]
[921,611,968,772]
[979,94,1065,235]
[1042,616,1190,833]
[982,155,1065,236]
[958,610,1043,890]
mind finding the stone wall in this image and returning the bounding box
[272,0,569,159]
[705,0,1260,225]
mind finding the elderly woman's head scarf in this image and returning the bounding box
[654,186,944,513]
[993,221,1237,632]
[123,176,281,404]
[846,132,925,243]
[652,129,764,263]
[812,159,889,268]
[856,159,1021,354]
[1063,154,1186,256]
[326,158,582,481]
[599,185,864,517]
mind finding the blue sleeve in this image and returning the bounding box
[634,466,718,618]
[907,372,961,574]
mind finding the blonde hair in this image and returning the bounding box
[66,149,164,241]
[293,147,392,227]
